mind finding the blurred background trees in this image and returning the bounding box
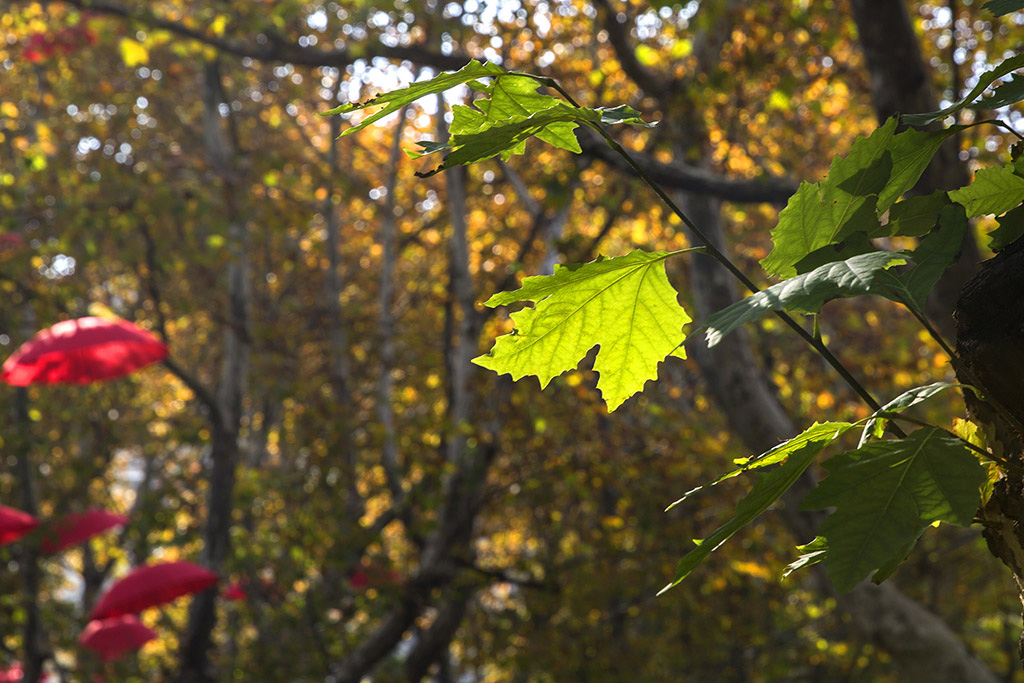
[1,0,1022,680]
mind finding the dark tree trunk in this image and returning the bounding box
[954,240,1024,665]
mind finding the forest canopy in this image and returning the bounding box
[2,0,1024,682]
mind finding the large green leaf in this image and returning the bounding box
[702,251,908,348]
[949,163,1024,217]
[474,250,691,411]
[659,436,822,594]
[761,119,955,276]
[323,60,505,133]
[801,428,986,592]
[904,53,1024,126]
[666,421,852,511]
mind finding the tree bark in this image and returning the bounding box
[954,240,1024,665]
[176,59,251,683]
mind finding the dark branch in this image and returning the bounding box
[578,132,797,204]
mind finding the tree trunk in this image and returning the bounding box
[954,240,1024,665]
[176,59,251,683]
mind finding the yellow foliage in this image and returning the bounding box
[119,38,149,67]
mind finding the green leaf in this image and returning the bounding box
[414,102,653,177]
[878,128,958,212]
[323,60,506,134]
[904,53,1024,126]
[988,203,1024,252]
[874,203,968,313]
[886,190,950,238]
[859,381,972,447]
[783,536,828,579]
[801,428,986,593]
[976,75,1024,109]
[982,0,1024,16]
[659,437,822,594]
[950,163,1024,217]
[666,421,852,511]
[761,119,896,277]
[702,251,907,348]
[761,119,956,277]
[793,232,875,274]
[871,530,925,584]
[474,250,691,411]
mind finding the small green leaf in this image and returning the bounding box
[989,203,1024,252]
[874,203,967,314]
[793,232,875,274]
[323,60,506,133]
[950,163,1024,217]
[859,381,973,446]
[878,127,958,212]
[660,437,822,594]
[474,250,691,411]
[886,190,949,238]
[801,428,986,593]
[702,251,907,348]
[666,421,852,511]
[982,0,1024,16]
[976,75,1024,109]
[904,53,1024,126]
[783,536,828,579]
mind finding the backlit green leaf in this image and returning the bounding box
[976,75,1024,109]
[323,60,505,134]
[783,536,828,579]
[801,428,986,593]
[949,163,1024,217]
[886,190,949,238]
[475,250,691,411]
